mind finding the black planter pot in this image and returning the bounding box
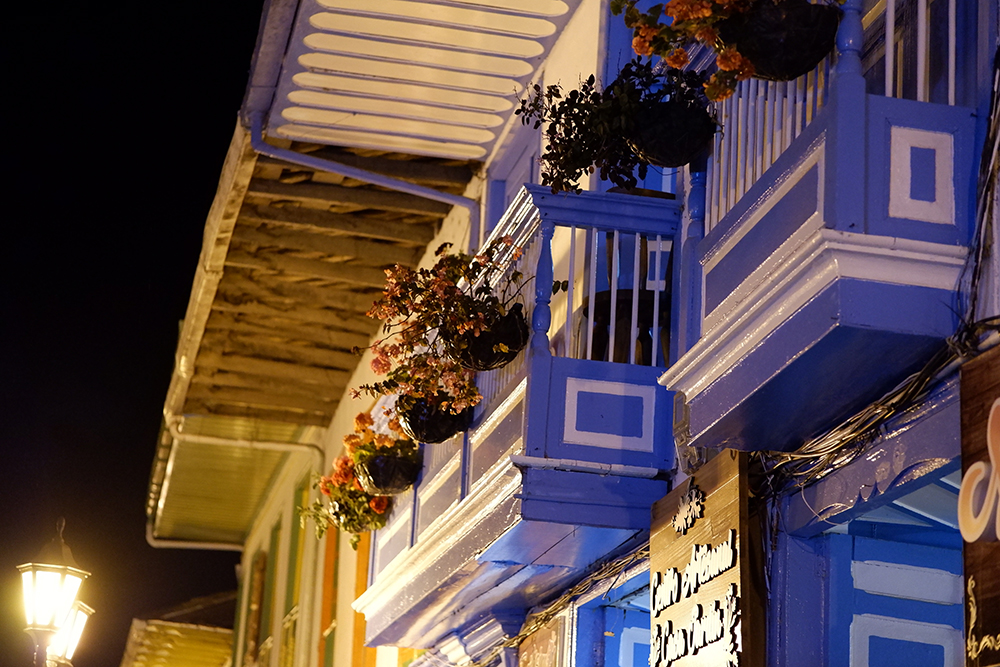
[627,100,717,168]
[355,453,423,495]
[443,303,530,371]
[717,0,842,82]
[397,395,474,444]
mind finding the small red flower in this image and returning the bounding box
[369,496,389,514]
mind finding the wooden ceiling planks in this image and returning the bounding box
[180,145,477,430]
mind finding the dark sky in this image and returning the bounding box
[2,2,265,665]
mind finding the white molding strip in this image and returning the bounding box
[852,560,963,605]
[659,229,967,400]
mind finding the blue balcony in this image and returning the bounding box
[659,0,976,453]
[353,186,682,649]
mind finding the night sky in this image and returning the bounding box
[2,3,266,665]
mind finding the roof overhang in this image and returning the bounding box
[119,619,233,667]
[246,0,584,160]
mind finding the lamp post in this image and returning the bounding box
[46,601,95,666]
[17,519,91,667]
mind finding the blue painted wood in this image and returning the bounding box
[415,459,462,538]
[784,377,959,536]
[767,532,830,667]
[868,637,945,667]
[519,467,667,530]
[853,590,963,628]
[674,159,706,363]
[527,185,682,235]
[543,357,673,469]
[827,533,854,667]
[825,0,867,235]
[699,119,827,264]
[704,163,820,313]
[685,281,954,452]
[852,534,962,574]
[865,95,976,245]
[469,398,524,485]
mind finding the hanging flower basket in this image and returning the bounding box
[442,303,530,371]
[627,99,718,168]
[397,394,474,444]
[716,0,842,82]
[355,454,423,495]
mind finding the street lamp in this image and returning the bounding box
[46,601,95,665]
[17,519,91,667]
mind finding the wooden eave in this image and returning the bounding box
[175,127,476,428]
[150,122,476,545]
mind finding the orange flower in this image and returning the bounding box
[694,26,718,44]
[374,434,395,449]
[329,455,356,486]
[715,47,754,77]
[354,412,375,430]
[665,0,713,21]
[369,496,389,514]
[632,35,654,57]
[665,47,689,69]
[704,73,736,102]
[632,23,660,57]
[343,433,362,454]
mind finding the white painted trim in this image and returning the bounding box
[702,137,826,274]
[849,614,962,667]
[851,560,963,605]
[702,140,825,332]
[888,127,956,225]
[353,450,522,618]
[563,378,656,452]
[470,378,526,450]
[619,626,651,667]
[659,229,966,400]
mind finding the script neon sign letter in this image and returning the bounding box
[958,398,1000,542]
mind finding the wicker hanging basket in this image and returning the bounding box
[626,99,717,168]
[442,303,530,372]
[717,0,842,82]
[397,395,474,444]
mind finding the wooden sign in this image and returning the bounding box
[959,345,1000,667]
[649,450,762,667]
[520,616,564,667]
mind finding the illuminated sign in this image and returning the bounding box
[959,347,1000,666]
[649,451,761,667]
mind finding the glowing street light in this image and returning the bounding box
[17,519,91,667]
[46,601,95,665]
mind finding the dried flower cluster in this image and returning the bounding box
[613,0,756,101]
[353,238,526,415]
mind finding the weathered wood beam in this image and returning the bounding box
[186,383,338,415]
[233,224,420,267]
[190,369,346,403]
[225,249,388,288]
[256,150,473,188]
[196,351,352,388]
[219,271,379,315]
[182,399,332,427]
[200,331,359,370]
[246,178,453,217]
[204,312,374,351]
[211,294,377,335]
[240,203,435,246]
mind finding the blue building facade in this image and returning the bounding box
[141,1,1000,667]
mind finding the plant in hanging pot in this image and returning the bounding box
[516,58,717,193]
[355,239,534,441]
[300,455,391,550]
[613,0,842,102]
[345,411,422,495]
